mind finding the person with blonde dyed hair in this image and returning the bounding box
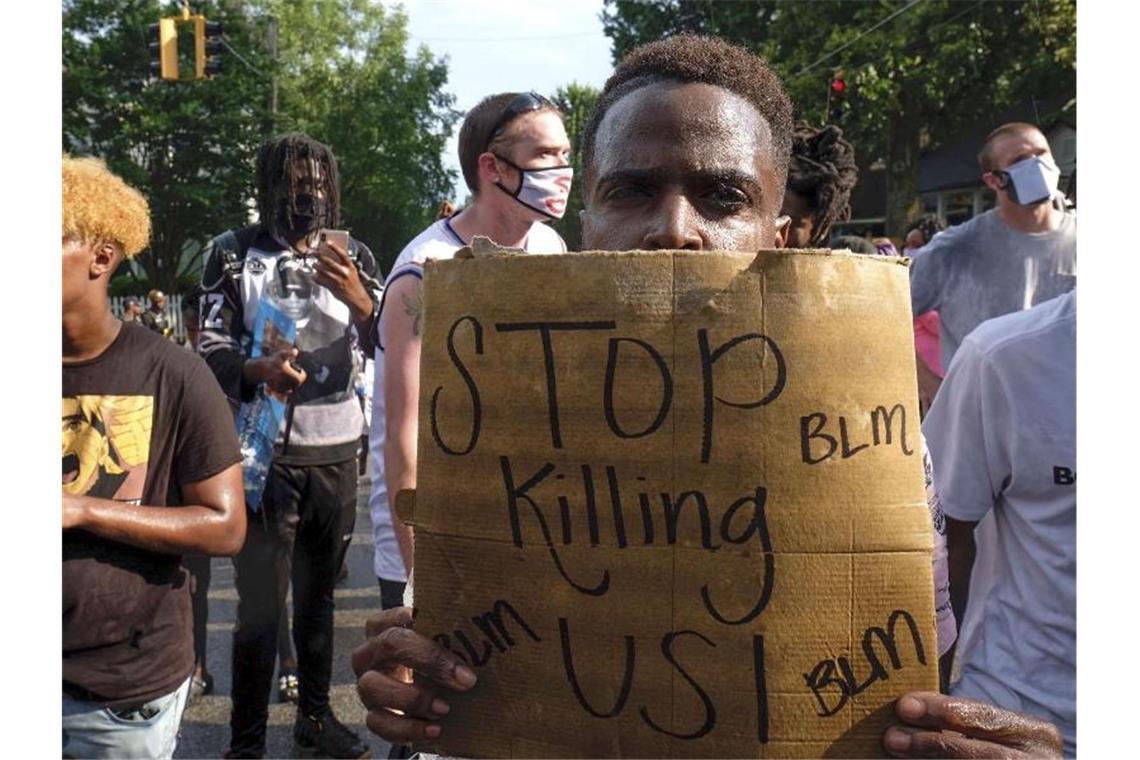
[62,155,247,759]
[62,154,151,257]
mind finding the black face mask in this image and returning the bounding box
[278,194,328,240]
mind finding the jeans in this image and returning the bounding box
[228,458,357,755]
[62,677,191,759]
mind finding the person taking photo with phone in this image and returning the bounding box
[198,133,382,760]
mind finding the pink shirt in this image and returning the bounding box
[914,311,943,377]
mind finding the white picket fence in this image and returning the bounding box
[110,294,189,342]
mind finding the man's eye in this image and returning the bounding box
[604,185,651,202]
[705,184,750,208]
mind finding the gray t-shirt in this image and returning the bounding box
[910,205,1076,369]
[923,291,1076,756]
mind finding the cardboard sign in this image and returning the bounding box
[411,249,938,758]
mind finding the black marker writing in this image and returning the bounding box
[800,403,915,465]
[559,617,634,718]
[432,599,541,669]
[804,609,926,717]
[494,320,616,449]
[604,337,673,439]
[698,330,787,464]
[639,631,717,740]
[700,487,775,626]
[430,315,483,456]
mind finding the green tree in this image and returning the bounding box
[64,0,460,288]
[600,0,1076,235]
[64,0,272,292]
[551,82,599,251]
[260,0,460,272]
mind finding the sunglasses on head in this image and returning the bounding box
[485,91,554,150]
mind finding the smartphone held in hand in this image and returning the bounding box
[317,228,350,258]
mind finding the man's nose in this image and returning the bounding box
[640,195,704,251]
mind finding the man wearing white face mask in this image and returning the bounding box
[909,122,1076,388]
[368,92,571,624]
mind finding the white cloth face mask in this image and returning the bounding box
[494,155,574,219]
[1003,154,1060,206]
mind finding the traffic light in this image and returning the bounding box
[195,18,224,79]
[148,18,178,80]
[148,8,223,82]
[828,73,847,123]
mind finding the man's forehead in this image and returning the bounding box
[593,81,774,172]
[993,129,1050,161]
[502,110,568,147]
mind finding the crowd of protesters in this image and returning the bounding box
[63,31,1074,760]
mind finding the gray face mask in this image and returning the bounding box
[998,155,1060,206]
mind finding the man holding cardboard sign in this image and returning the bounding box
[354,35,1063,759]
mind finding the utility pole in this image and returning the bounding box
[267,17,278,127]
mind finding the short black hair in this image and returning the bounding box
[831,235,877,256]
[908,214,945,246]
[582,34,794,188]
[458,93,562,195]
[786,124,858,247]
[255,133,341,241]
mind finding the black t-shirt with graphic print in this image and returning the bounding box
[62,322,241,708]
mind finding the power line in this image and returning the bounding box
[802,1,986,87]
[791,0,927,81]
[220,37,268,79]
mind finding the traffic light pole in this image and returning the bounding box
[267,17,278,127]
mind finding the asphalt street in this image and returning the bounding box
[175,472,394,759]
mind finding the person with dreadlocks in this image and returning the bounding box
[903,214,945,256]
[198,133,379,759]
[780,123,858,249]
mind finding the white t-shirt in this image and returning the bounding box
[368,217,566,582]
[923,291,1076,755]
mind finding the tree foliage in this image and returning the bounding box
[64,0,271,292]
[551,82,599,251]
[600,0,1076,235]
[263,0,459,271]
[63,0,460,290]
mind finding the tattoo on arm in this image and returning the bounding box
[402,283,424,337]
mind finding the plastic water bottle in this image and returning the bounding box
[237,388,286,512]
[236,298,297,511]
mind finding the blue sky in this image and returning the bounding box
[389,0,617,198]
